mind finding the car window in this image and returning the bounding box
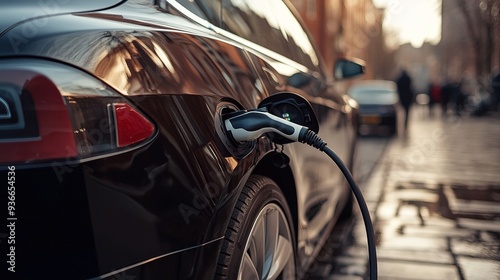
[169,0,221,26]
[268,0,319,69]
[349,89,399,105]
[221,0,319,70]
[221,0,289,56]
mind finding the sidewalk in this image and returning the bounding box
[329,108,500,279]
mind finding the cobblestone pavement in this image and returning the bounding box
[306,108,500,280]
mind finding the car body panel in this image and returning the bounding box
[0,0,125,37]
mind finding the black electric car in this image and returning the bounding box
[0,0,363,279]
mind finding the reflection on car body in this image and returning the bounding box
[0,0,363,279]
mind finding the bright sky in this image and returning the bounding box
[373,0,442,48]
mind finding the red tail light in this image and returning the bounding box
[0,59,156,165]
[112,103,155,148]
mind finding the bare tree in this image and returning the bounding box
[456,0,499,77]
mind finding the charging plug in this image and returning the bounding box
[223,109,308,143]
[223,109,328,152]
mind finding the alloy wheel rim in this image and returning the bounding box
[237,203,294,280]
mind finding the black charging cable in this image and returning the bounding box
[300,129,377,280]
[224,110,377,279]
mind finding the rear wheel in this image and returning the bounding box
[215,175,296,280]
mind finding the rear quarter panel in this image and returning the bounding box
[0,8,271,279]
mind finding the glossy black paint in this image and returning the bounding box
[0,1,359,279]
[0,0,125,36]
[0,166,98,279]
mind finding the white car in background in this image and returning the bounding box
[348,80,402,136]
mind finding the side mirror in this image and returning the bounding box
[334,58,365,80]
[287,72,312,88]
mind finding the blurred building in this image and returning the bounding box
[440,0,476,81]
[290,0,390,79]
[394,43,441,93]
[440,0,500,81]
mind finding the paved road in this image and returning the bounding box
[306,107,500,280]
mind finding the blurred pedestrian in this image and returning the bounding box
[427,81,441,117]
[396,70,413,131]
[492,71,500,112]
[453,80,465,116]
[440,81,453,118]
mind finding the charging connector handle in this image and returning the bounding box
[224,110,308,143]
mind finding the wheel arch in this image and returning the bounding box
[252,152,299,239]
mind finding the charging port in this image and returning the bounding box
[215,102,256,158]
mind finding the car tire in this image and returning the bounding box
[215,175,296,280]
